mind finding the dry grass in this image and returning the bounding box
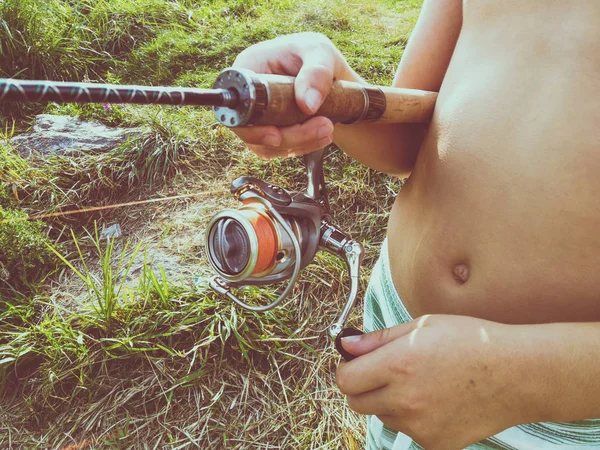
[0,0,421,448]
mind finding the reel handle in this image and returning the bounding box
[325,238,364,339]
[213,69,437,127]
[304,149,330,215]
[335,328,364,361]
[331,239,365,362]
[320,224,365,361]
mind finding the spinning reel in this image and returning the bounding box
[0,68,437,360]
[206,150,364,360]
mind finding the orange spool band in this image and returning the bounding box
[241,202,278,275]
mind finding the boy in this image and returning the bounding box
[232,1,600,448]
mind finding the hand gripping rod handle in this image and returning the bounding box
[212,68,438,127]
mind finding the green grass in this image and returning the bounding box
[0,206,58,292]
[0,0,422,447]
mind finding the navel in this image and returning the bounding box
[452,263,470,284]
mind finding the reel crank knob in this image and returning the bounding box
[334,327,364,361]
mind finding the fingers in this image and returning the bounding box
[234,33,341,115]
[232,40,289,74]
[340,319,421,358]
[233,125,282,147]
[336,344,394,396]
[345,386,393,416]
[294,48,337,114]
[336,319,436,396]
[233,117,335,159]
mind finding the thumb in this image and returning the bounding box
[341,321,418,358]
[294,49,337,115]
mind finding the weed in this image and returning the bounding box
[0,207,58,290]
[47,223,141,327]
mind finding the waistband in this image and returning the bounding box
[363,238,412,333]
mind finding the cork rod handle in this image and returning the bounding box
[249,74,438,127]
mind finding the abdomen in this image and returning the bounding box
[387,4,600,324]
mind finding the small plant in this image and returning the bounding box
[0,206,58,289]
[140,256,172,308]
[48,223,141,326]
[0,185,13,209]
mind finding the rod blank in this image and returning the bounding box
[0,79,237,107]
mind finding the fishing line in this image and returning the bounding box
[0,189,224,224]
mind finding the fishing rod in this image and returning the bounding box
[0,68,437,127]
[1,68,438,360]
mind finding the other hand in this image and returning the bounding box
[336,315,537,450]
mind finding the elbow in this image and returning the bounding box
[381,125,425,176]
[380,155,416,178]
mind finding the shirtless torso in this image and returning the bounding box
[388,0,600,324]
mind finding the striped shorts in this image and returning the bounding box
[363,239,600,450]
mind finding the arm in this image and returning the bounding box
[333,0,463,176]
[517,321,600,423]
[336,315,600,449]
[231,0,462,176]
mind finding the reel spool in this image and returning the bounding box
[205,150,364,360]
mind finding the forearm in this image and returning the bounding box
[330,0,462,175]
[331,66,427,176]
[333,121,425,177]
[507,321,600,423]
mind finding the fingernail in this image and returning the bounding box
[262,135,281,147]
[341,335,362,343]
[304,88,322,113]
[317,124,334,140]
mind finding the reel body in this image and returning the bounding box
[207,177,321,286]
[206,151,364,360]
